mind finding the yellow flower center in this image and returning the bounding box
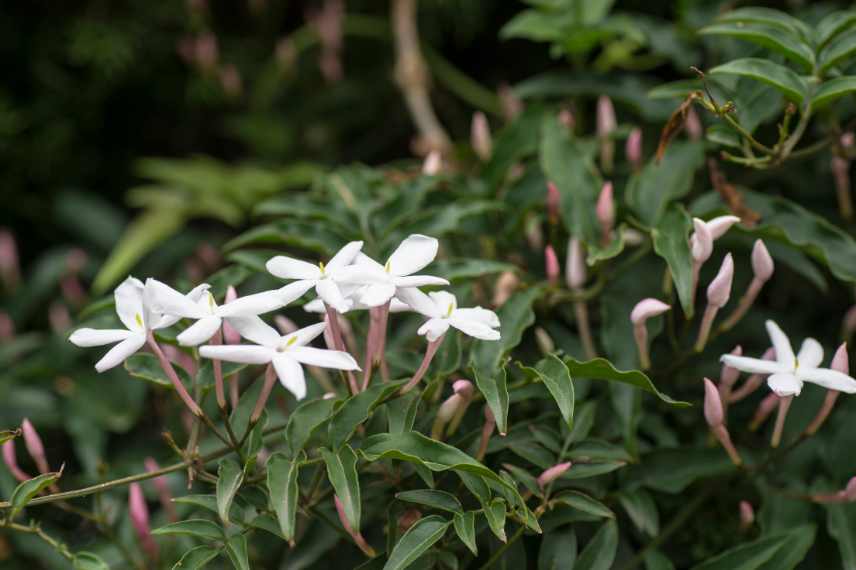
[135,312,143,328]
[278,335,299,352]
[384,260,391,273]
[319,261,326,275]
[445,302,454,318]
[208,292,215,310]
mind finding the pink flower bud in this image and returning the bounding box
[452,379,474,398]
[0,229,19,290]
[558,109,575,130]
[49,302,71,333]
[706,215,741,240]
[471,112,492,161]
[145,458,177,522]
[596,182,615,236]
[832,342,849,373]
[685,108,703,141]
[845,476,856,501]
[739,500,754,529]
[492,271,519,307]
[845,305,856,335]
[751,240,774,282]
[596,96,616,137]
[690,218,713,263]
[721,346,742,388]
[275,37,297,69]
[129,483,159,560]
[498,83,523,120]
[3,440,32,482]
[630,298,671,325]
[842,132,855,149]
[703,378,724,428]
[195,33,219,71]
[565,238,586,290]
[537,462,572,489]
[535,327,555,355]
[707,254,734,308]
[626,128,642,169]
[422,151,442,175]
[546,182,561,224]
[544,245,560,286]
[22,419,49,475]
[436,393,464,424]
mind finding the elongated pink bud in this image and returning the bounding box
[195,33,219,72]
[144,458,177,522]
[833,342,849,373]
[545,245,560,286]
[453,379,474,398]
[221,287,241,344]
[703,378,724,428]
[751,240,774,282]
[845,305,856,336]
[706,215,741,240]
[739,501,754,530]
[721,346,742,388]
[750,392,779,431]
[493,271,519,307]
[432,380,475,439]
[275,315,299,335]
[477,404,498,458]
[685,108,703,141]
[707,254,734,308]
[537,462,572,489]
[626,128,642,170]
[546,182,561,225]
[2,440,32,482]
[498,83,523,120]
[535,327,555,355]
[690,218,713,263]
[565,238,586,290]
[597,96,616,173]
[0,229,19,291]
[845,476,856,501]
[21,419,49,475]
[630,298,671,325]
[129,483,159,560]
[422,151,442,175]
[596,182,615,240]
[471,112,492,161]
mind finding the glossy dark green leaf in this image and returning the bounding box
[9,471,62,518]
[552,491,615,519]
[627,142,704,227]
[700,23,813,69]
[224,534,250,570]
[387,391,421,434]
[539,527,577,570]
[575,520,618,570]
[216,459,244,525]
[625,448,735,494]
[811,76,856,110]
[484,498,508,542]
[72,552,110,570]
[328,380,406,448]
[564,357,689,406]
[395,490,462,514]
[618,489,659,536]
[171,545,220,570]
[453,511,478,556]
[816,10,856,48]
[472,366,509,437]
[709,58,807,104]
[690,528,801,570]
[321,445,361,531]
[521,354,574,428]
[826,503,856,569]
[819,29,856,74]
[124,353,193,389]
[152,519,224,541]
[383,515,450,570]
[756,524,815,570]
[651,205,694,318]
[0,430,18,445]
[715,7,811,40]
[285,397,337,457]
[430,259,516,282]
[267,452,301,542]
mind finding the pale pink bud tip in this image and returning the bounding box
[703,378,724,428]
[544,245,560,285]
[832,343,849,374]
[546,182,561,221]
[706,215,741,240]
[845,477,856,501]
[721,346,742,387]
[596,182,615,230]
[470,112,492,160]
[686,108,703,141]
[422,151,442,175]
[596,96,616,136]
[707,254,734,308]
[21,419,48,474]
[751,240,774,282]
[739,501,754,527]
[537,462,572,488]
[630,298,671,325]
[565,238,586,290]
[452,380,474,398]
[626,128,642,167]
[690,218,713,262]
[2,440,31,482]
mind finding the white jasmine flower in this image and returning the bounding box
[398,288,500,342]
[146,278,313,346]
[721,320,856,397]
[199,318,359,400]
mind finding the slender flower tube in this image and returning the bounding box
[685,108,703,141]
[805,343,848,435]
[729,348,775,403]
[2,440,32,482]
[22,419,50,475]
[537,462,572,490]
[630,298,671,370]
[493,271,519,307]
[401,336,444,394]
[718,345,742,413]
[695,254,733,351]
[566,238,596,359]
[626,128,643,172]
[546,182,561,225]
[721,240,774,331]
[335,496,376,557]
[431,380,474,439]
[597,95,616,174]
[251,365,279,425]
[144,458,177,522]
[0,229,19,291]
[771,395,793,448]
[739,501,755,530]
[535,327,555,355]
[750,392,780,431]
[129,483,158,561]
[810,476,856,504]
[148,331,204,417]
[545,245,560,286]
[832,155,852,221]
[471,111,492,161]
[703,378,742,465]
[422,150,442,175]
[596,182,615,244]
[477,405,496,459]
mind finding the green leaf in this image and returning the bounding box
[267,452,301,543]
[540,117,600,242]
[520,354,575,429]
[587,228,626,264]
[715,7,811,40]
[172,494,220,514]
[285,397,337,457]
[0,430,18,445]
[216,459,244,525]
[152,519,224,541]
[690,529,799,570]
[9,471,62,518]
[430,259,516,282]
[563,357,689,406]
[484,498,508,542]
[383,515,451,570]
[72,552,110,570]
[651,205,694,318]
[626,141,705,227]
[171,545,220,570]
[387,392,421,434]
[700,23,813,69]
[483,105,547,188]
[811,76,856,109]
[395,490,463,514]
[756,524,816,570]
[709,58,807,104]
[618,489,659,536]
[224,534,250,570]
[125,353,193,389]
[552,491,615,519]
[816,11,856,49]
[321,445,361,531]
[625,448,734,494]
[328,380,406,448]
[575,520,618,570]
[472,366,510,436]
[453,512,478,556]
[819,29,856,74]
[470,286,543,377]
[539,527,577,570]
[826,503,856,569]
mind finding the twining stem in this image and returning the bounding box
[325,306,359,395]
[374,301,391,382]
[0,521,74,560]
[250,365,278,425]
[694,304,719,352]
[211,330,227,411]
[401,335,444,394]
[146,332,203,417]
[720,278,763,332]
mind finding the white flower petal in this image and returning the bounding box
[354,252,385,272]
[94,333,147,372]
[199,344,274,364]
[316,279,352,313]
[393,275,449,288]
[272,355,307,400]
[796,338,823,370]
[326,241,364,272]
[767,372,802,397]
[266,256,321,280]
[285,322,328,347]
[186,283,212,302]
[450,316,501,341]
[145,278,208,319]
[217,287,296,318]
[69,328,133,347]
[177,316,222,346]
[720,355,787,375]
[800,367,856,393]
[226,316,281,347]
[387,234,438,276]
[417,318,450,342]
[279,280,316,304]
[389,298,412,313]
[303,299,326,313]
[114,277,146,331]
[454,307,500,328]
[358,283,397,308]
[333,264,388,285]
[396,287,440,318]
[289,346,360,371]
[766,320,795,367]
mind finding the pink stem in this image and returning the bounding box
[633,323,650,370]
[212,329,226,411]
[694,304,719,352]
[251,365,278,425]
[325,306,359,395]
[361,308,381,391]
[375,301,391,381]
[729,374,763,403]
[720,278,764,331]
[805,390,840,436]
[574,301,597,360]
[147,332,203,417]
[771,395,793,448]
[401,336,444,394]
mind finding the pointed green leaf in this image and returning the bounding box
[472,366,510,436]
[328,380,406,448]
[715,7,811,40]
[617,489,660,536]
[395,490,462,514]
[700,23,813,69]
[216,459,244,525]
[575,520,618,570]
[564,357,689,406]
[453,511,478,556]
[539,527,577,570]
[171,545,220,570]
[267,452,301,542]
[484,498,508,542]
[72,552,110,570]
[817,11,856,48]
[285,397,337,457]
[152,519,224,541]
[826,502,856,569]
[626,142,705,227]
[383,515,450,570]
[812,76,856,109]
[651,205,694,318]
[709,58,807,104]
[520,354,575,429]
[0,430,18,445]
[690,530,792,570]
[224,534,250,570]
[820,29,856,74]
[470,286,543,378]
[9,470,62,518]
[321,445,361,531]
[552,491,615,519]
